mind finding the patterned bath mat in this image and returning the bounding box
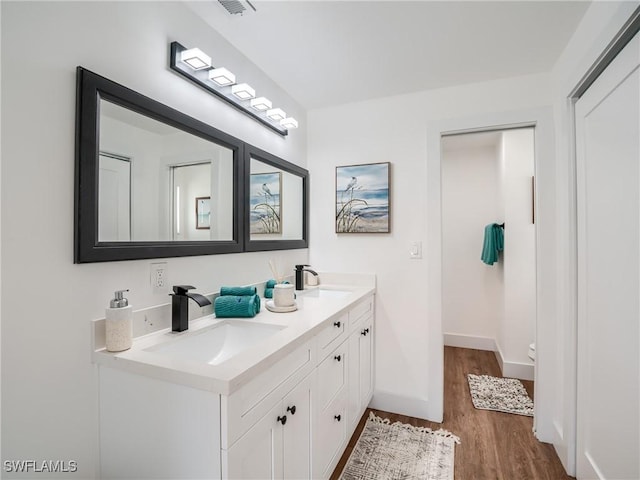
[340,412,460,480]
[467,374,534,416]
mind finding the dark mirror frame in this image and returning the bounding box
[244,144,309,252]
[74,67,245,263]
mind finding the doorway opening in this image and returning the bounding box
[440,126,537,411]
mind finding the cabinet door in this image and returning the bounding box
[359,319,373,407]
[282,374,312,480]
[347,332,361,432]
[313,393,347,480]
[225,403,283,480]
[317,343,347,411]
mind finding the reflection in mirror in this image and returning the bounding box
[250,158,303,241]
[244,145,308,252]
[98,152,131,241]
[99,100,234,243]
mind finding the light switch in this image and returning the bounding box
[409,241,422,259]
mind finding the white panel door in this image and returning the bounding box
[575,31,640,480]
[98,154,130,241]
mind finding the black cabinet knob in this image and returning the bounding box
[334,321,341,328]
[361,328,370,336]
[287,405,296,415]
[277,415,287,425]
[334,414,342,422]
[334,354,342,362]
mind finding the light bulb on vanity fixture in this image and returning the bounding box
[231,83,255,100]
[250,97,272,111]
[280,117,298,129]
[180,48,211,70]
[266,108,286,121]
[208,67,236,86]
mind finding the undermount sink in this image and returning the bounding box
[298,288,351,299]
[145,321,285,365]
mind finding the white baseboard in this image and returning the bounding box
[369,391,437,422]
[494,344,535,381]
[443,333,497,351]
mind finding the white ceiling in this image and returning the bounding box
[187,1,590,110]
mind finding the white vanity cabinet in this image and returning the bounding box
[221,339,315,480]
[95,289,375,480]
[224,373,313,480]
[314,341,349,479]
[347,297,374,434]
[313,295,375,480]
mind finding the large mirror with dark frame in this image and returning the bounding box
[244,145,308,252]
[75,67,244,262]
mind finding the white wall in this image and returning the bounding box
[308,72,554,421]
[498,129,536,379]
[1,2,307,478]
[442,139,504,347]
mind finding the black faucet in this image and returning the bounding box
[295,264,318,291]
[170,285,211,332]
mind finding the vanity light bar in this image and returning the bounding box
[208,67,236,86]
[170,41,296,136]
[180,48,212,70]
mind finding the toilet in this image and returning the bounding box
[528,343,536,361]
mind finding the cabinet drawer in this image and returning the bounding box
[313,391,347,480]
[222,340,315,449]
[348,296,373,333]
[316,313,347,360]
[317,342,347,412]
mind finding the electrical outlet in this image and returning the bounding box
[150,262,168,293]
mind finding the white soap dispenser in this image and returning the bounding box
[105,289,133,352]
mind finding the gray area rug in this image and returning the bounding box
[467,374,534,417]
[340,412,460,480]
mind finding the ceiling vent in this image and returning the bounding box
[218,0,256,16]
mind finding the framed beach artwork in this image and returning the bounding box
[195,196,210,229]
[250,172,282,234]
[336,162,390,233]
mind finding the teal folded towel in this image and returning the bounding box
[220,286,257,296]
[264,288,273,298]
[214,295,260,318]
[481,223,504,265]
[265,279,290,289]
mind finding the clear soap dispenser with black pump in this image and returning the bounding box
[105,289,133,352]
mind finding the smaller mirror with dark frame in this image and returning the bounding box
[244,145,309,252]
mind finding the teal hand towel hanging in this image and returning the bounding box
[481,223,504,265]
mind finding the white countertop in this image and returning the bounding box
[92,281,375,396]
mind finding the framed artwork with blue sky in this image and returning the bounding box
[336,162,390,233]
[250,172,282,234]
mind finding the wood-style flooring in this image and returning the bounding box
[331,346,574,480]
